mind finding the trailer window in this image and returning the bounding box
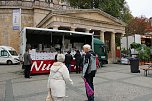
[9,51,18,56]
[1,50,8,56]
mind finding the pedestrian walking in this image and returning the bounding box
[46,54,73,101]
[74,50,81,74]
[65,51,73,72]
[23,48,32,78]
[55,51,60,61]
[82,44,97,101]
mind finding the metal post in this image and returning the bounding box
[92,32,94,51]
[51,32,52,43]
[126,33,129,55]
[134,34,136,43]
[62,35,65,53]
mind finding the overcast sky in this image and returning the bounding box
[126,0,152,18]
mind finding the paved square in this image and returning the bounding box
[123,76,152,88]
[1,64,152,101]
[94,81,152,101]
[97,72,135,80]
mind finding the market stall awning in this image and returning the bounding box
[24,27,93,36]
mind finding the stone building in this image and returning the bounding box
[0,0,125,63]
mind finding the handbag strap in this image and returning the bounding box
[50,63,64,79]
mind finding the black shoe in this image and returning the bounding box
[28,77,32,79]
[25,76,28,78]
[26,76,32,79]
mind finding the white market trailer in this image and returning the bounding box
[19,27,108,74]
[19,27,93,74]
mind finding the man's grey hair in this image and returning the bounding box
[83,44,91,50]
[57,54,65,62]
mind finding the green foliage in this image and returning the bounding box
[136,45,151,60]
[66,0,133,23]
[126,17,152,35]
[130,43,151,60]
[99,0,125,19]
[120,6,133,23]
[121,48,127,54]
[130,42,141,49]
[66,0,92,9]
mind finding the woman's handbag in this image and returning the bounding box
[46,89,54,101]
[83,78,94,96]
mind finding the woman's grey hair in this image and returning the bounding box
[57,54,65,62]
[83,44,91,50]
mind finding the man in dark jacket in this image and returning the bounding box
[23,48,32,78]
[74,50,81,74]
[82,44,96,101]
[65,51,73,72]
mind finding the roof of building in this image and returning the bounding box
[37,9,126,28]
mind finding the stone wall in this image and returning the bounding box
[34,9,50,26]
[0,9,18,50]
[0,0,72,52]
[0,8,34,52]
[22,9,34,28]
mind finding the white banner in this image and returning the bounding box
[13,9,21,30]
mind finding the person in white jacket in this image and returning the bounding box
[47,54,73,101]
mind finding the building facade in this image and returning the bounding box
[0,0,125,63]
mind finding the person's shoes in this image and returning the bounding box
[26,77,32,79]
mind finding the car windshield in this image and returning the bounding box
[9,50,18,56]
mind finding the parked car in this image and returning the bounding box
[121,54,130,65]
[0,46,20,64]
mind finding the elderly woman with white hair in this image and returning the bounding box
[82,44,96,101]
[46,54,73,101]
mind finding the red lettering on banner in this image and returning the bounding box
[31,61,43,71]
[30,60,76,74]
[31,60,54,74]
[41,64,51,71]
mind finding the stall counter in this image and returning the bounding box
[30,60,76,74]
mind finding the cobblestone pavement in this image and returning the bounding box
[1,64,152,101]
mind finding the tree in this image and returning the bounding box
[65,0,91,9]
[126,16,152,35]
[65,0,132,23]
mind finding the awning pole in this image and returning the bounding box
[92,32,94,51]
[50,32,52,44]
[62,35,65,53]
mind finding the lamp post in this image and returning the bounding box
[92,0,95,9]
[126,33,129,55]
